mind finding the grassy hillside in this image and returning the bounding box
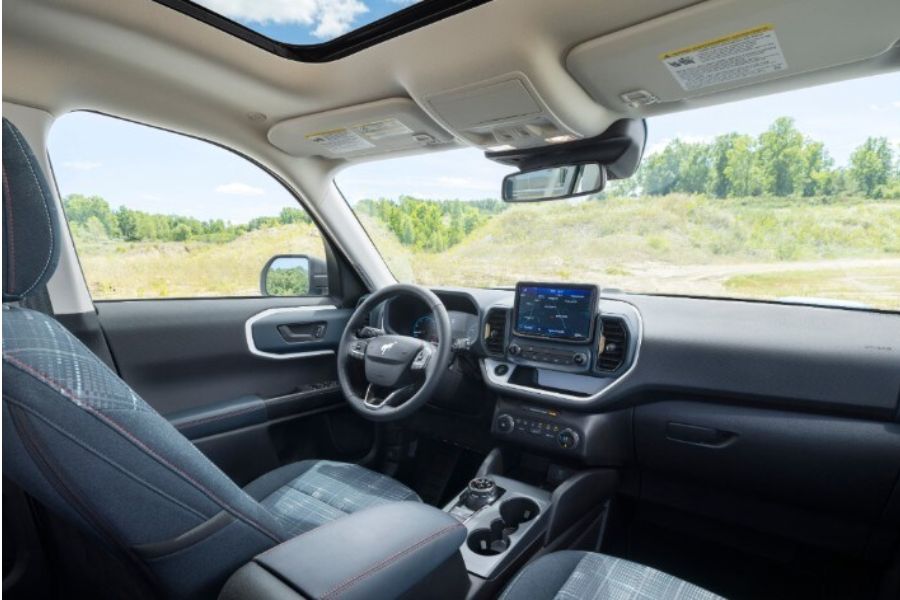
[368,195,900,308]
[74,194,900,309]
[77,223,326,298]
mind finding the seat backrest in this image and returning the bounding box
[1,118,284,599]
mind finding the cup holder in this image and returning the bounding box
[499,497,539,528]
[467,519,511,556]
[466,498,541,557]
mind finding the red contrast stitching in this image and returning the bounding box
[3,167,16,294]
[321,523,463,599]
[3,352,282,543]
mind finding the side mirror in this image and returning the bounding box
[502,163,606,202]
[260,255,329,297]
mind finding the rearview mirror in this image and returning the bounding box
[261,254,329,296]
[502,163,606,202]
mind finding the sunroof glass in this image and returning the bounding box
[193,0,421,45]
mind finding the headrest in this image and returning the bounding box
[2,118,61,302]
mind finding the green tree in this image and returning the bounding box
[789,140,833,197]
[756,117,805,196]
[172,223,192,241]
[63,194,118,236]
[640,143,681,195]
[723,135,761,197]
[706,134,741,198]
[279,207,310,225]
[674,142,710,194]
[848,137,894,198]
[115,207,140,241]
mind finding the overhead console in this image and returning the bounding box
[479,284,641,407]
[423,75,584,151]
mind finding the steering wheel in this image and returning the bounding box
[337,284,453,422]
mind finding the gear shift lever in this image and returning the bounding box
[464,477,499,510]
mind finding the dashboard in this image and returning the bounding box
[374,283,900,569]
[376,284,898,421]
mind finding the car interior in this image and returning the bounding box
[3,0,900,599]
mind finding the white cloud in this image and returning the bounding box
[215,182,265,196]
[869,101,900,112]
[62,160,102,171]
[196,0,368,39]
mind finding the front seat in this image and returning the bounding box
[501,551,723,600]
[1,117,420,599]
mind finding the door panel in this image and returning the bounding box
[96,297,344,414]
[92,297,374,482]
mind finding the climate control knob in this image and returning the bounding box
[508,343,522,356]
[573,352,588,366]
[496,414,515,434]
[557,428,580,450]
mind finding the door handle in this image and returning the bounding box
[277,323,326,343]
[666,422,737,447]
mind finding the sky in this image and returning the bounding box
[193,0,420,43]
[49,71,900,223]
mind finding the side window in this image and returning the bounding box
[48,112,328,300]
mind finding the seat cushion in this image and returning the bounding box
[500,551,723,600]
[244,460,421,537]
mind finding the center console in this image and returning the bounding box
[443,475,551,580]
[440,455,620,599]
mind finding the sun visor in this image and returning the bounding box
[268,98,455,159]
[567,0,900,111]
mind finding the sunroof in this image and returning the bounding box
[156,0,491,62]
[193,0,412,45]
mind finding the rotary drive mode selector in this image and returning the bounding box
[464,477,499,510]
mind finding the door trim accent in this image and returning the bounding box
[245,305,337,360]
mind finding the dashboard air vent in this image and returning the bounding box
[483,308,509,355]
[597,317,628,372]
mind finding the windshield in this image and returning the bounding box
[338,73,900,311]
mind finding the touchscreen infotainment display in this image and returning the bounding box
[513,283,598,341]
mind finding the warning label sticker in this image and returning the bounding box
[352,118,413,141]
[660,24,788,91]
[305,128,374,154]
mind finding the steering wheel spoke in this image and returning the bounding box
[363,383,417,410]
[347,336,369,360]
[410,343,434,371]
